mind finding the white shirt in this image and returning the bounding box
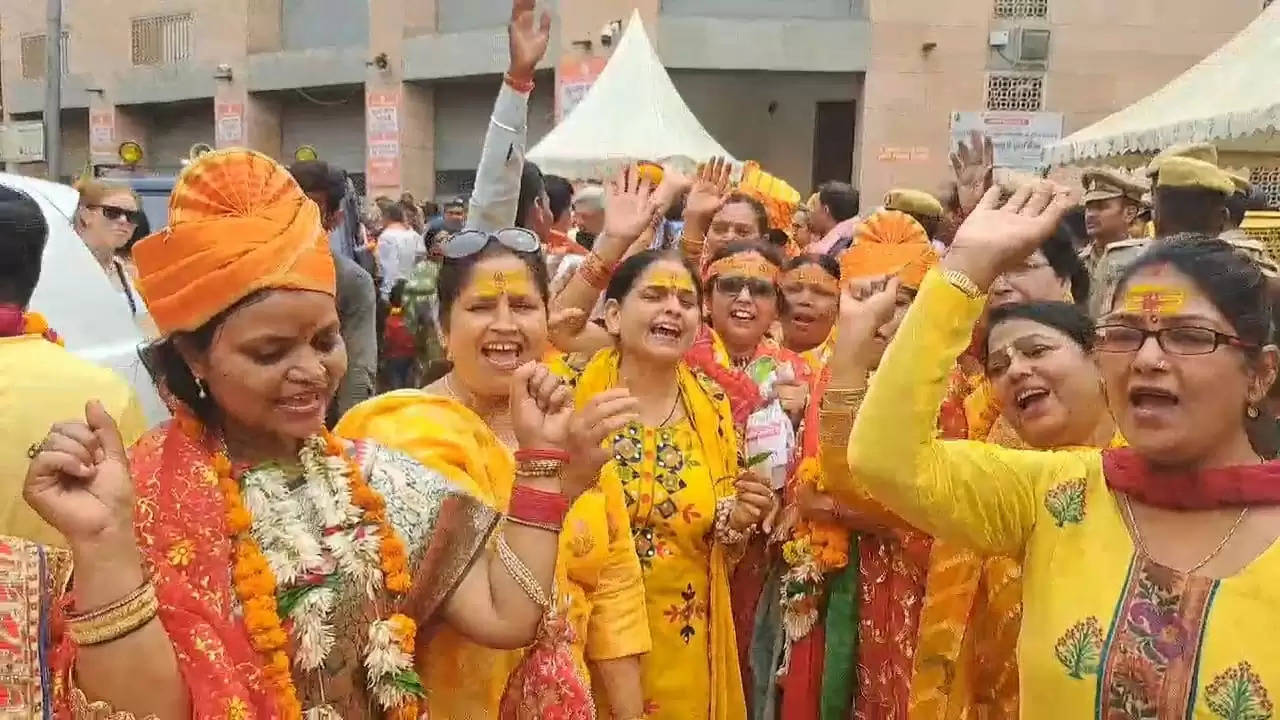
[376,226,424,298]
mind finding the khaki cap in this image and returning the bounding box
[1081,167,1148,203]
[1145,142,1219,178]
[1226,170,1252,194]
[1155,156,1236,195]
[884,189,944,219]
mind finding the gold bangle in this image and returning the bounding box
[495,531,550,607]
[818,410,854,446]
[517,459,565,477]
[69,582,159,646]
[67,578,151,622]
[941,269,983,299]
[821,387,867,409]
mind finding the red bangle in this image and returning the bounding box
[504,72,535,93]
[514,448,571,463]
[509,484,571,530]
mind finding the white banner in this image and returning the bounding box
[949,111,1064,171]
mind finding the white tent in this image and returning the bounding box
[527,10,735,179]
[1046,3,1280,167]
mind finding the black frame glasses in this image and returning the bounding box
[440,227,540,260]
[713,275,777,299]
[1094,324,1255,356]
[90,204,143,226]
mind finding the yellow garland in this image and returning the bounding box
[208,428,420,718]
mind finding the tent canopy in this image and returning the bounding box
[1047,4,1280,167]
[527,10,734,179]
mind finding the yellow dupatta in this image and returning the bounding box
[571,349,748,720]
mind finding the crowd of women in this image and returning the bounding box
[8,0,1280,718]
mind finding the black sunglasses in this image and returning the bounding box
[441,228,541,259]
[714,276,777,299]
[90,204,143,225]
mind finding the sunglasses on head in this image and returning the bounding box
[91,204,143,225]
[441,228,541,260]
[714,275,777,299]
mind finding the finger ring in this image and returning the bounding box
[26,441,41,459]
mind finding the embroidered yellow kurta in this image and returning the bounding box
[560,350,747,720]
[335,391,651,719]
[842,269,1280,718]
[0,336,145,546]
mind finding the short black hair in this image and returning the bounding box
[288,160,346,216]
[381,201,406,224]
[389,278,408,308]
[985,301,1095,365]
[0,186,49,307]
[544,175,574,223]
[1043,220,1091,305]
[444,197,467,212]
[516,161,546,230]
[1154,186,1228,237]
[605,250,702,307]
[1115,234,1271,348]
[818,181,860,222]
[422,200,440,217]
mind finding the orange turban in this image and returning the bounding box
[134,149,336,335]
[737,161,801,231]
[840,210,938,289]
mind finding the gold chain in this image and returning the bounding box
[1122,495,1248,575]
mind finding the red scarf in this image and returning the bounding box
[0,304,62,345]
[546,229,588,257]
[1103,448,1280,509]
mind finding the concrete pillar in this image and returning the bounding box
[214,79,283,159]
[88,91,149,169]
[366,0,437,199]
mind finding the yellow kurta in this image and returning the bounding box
[561,350,747,720]
[0,336,145,546]
[335,391,651,719]
[843,270,1280,718]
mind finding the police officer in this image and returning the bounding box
[1079,168,1148,317]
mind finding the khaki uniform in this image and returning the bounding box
[1085,237,1149,317]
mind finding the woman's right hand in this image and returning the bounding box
[510,361,575,452]
[25,401,137,551]
[943,182,1074,290]
[827,275,900,382]
[684,157,732,222]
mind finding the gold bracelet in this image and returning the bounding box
[818,410,854,446]
[517,459,565,477]
[495,531,550,607]
[822,386,867,409]
[69,582,159,646]
[67,577,151,622]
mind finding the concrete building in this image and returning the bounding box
[1,0,1271,206]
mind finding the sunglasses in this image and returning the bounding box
[441,228,541,259]
[90,204,143,225]
[714,276,777,299]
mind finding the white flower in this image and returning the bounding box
[291,587,336,671]
[303,705,343,720]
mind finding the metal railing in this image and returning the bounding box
[131,13,193,66]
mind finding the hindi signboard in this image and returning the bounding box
[949,111,1064,171]
[366,90,401,188]
[556,56,607,123]
[215,103,246,148]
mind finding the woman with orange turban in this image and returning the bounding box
[23,149,632,719]
[778,209,939,719]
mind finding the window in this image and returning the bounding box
[131,13,193,66]
[985,73,1045,111]
[994,0,1049,17]
[1252,167,1280,209]
[20,32,69,80]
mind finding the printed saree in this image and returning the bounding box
[53,419,498,718]
[0,536,70,719]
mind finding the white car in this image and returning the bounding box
[4,173,168,425]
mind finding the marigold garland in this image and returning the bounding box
[787,458,850,573]
[780,457,851,642]
[22,310,64,345]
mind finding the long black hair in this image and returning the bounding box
[984,301,1095,367]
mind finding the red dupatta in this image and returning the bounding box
[1104,448,1280,510]
[55,419,276,718]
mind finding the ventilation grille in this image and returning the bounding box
[985,73,1045,111]
[994,0,1049,18]
[131,13,193,66]
[20,32,68,80]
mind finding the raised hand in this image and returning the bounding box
[827,275,902,382]
[510,361,574,452]
[944,181,1074,289]
[508,0,551,82]
[685,157,732,221]
[604,166,660,243]
[25,401,137,549]
[951,130,995,216]
[561,389,640,497]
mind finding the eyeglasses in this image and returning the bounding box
[714,276,777,299]
[1094,324,1255,356]
[440,227,540,259]
[90,204,143,226]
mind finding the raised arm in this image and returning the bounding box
[679,157,732,267]
[467,0,549,233]
[845,184,1076,557]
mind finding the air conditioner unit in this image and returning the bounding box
[1012,27,1052,63]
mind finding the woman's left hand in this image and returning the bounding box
[774,379,810,421]
[560,389,640,498]
[729,471,775,532]
[510,361,574,452]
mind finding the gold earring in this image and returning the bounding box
[1247,405,1261,419]
[195,378,208,399]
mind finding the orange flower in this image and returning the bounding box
[389,702,419,720]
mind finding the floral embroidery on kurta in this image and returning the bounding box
[1044,478,1088,527]
[1205,662,1274,720]
[1100,557,1216,719]
[1054,617,1103,679]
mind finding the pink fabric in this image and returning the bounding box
[808,217,861,256]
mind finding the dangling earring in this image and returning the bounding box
[1247,404,1261,419]
[195,378,208,400]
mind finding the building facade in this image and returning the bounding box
[0,0,1271,205]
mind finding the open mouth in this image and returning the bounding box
[729,308,757,323]
[481,341,524,370]
[1014,387,1052,412]
[1129,386,1179,413]
[278,391,324,415]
